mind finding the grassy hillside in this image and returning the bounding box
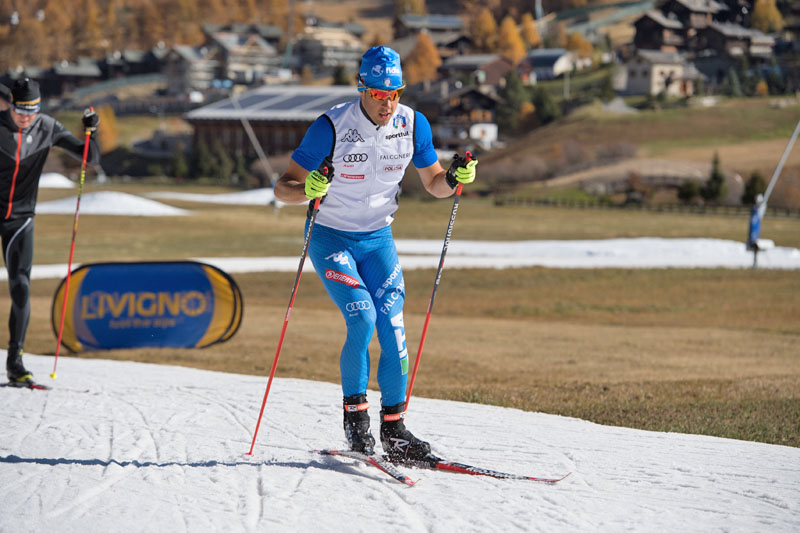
[480,98,800,207]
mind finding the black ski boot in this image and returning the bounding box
[6,344,32,382]
[380,402,431,463]
[343,393,376,455]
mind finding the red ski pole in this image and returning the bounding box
[405,152,472,411]
[247,161,332,455]
[51,114,93,380]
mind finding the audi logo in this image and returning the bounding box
[343,153,368,163]
[346,300,371,312]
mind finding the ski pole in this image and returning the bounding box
[405,152,472,411]
[51,113,94,380]
[247,160,333,455]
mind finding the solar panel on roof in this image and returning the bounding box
[305,93,355,111]
[233,92,275,109]
[266,94,322,110]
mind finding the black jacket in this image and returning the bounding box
[0,110,99,220]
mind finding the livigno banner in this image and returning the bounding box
[51,261,243,352]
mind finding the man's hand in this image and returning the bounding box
[82,107,99,133]
[304,160,334,200]
[445,153,478,189]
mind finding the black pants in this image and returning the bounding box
[2,217,34,353]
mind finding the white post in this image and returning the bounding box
[759,118,800,219]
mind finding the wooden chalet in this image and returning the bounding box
[184,85,357,157]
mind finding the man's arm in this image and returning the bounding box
[52,119,100,165]
[417,161,456,198]
[274,159,314,204]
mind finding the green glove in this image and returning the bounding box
[445,155,478,189]
[304,168,331,199]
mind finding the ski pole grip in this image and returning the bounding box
[318,157,334,183]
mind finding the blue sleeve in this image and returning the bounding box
[290,115,335,172]
[412,111,438,169]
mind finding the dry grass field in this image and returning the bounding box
[9,187,800,447]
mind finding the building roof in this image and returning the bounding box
[390,31,468,59]
[203,23,283,41]
[171,45,207,63]
[639,10,683,30]
[295,26,363,48]
[707,22,775,45]
[209,32,277,55]
[185,85,358,122]
[397,14,465,32]
[671,0,728,13]
[526,48,569,68]
[52,58,102,77]
[442,54,502,69]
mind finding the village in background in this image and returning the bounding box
[1,0,798,210]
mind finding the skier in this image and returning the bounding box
[1,78,100,385]
[274,46,478,462]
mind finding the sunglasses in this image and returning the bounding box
[366,86,405,102]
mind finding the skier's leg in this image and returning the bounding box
[3,218,34,380]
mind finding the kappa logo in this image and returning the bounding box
[343,153,368,163]
[340,129,365,143]
[371,65,383,76]
[325,251,351,269]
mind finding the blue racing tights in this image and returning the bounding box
[307,222,408,406]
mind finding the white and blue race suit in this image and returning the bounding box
[292,98,438,405]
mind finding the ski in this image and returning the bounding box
[2,379,51,390]
[316,449,416,486]
[387,454,570,484]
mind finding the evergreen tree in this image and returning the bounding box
[497,15,526,66]
[751,0,785,33]
[531,86,560,125]
[600,72,615,102]
[394,0,427,16]
[192,140,214,179]
[171,142,189,180]
[497,70,527,132]
[554,22,568,48]
[213,140,234,184]
[44,0,75,63]
[566,32,593,59]
[677,179,701,203]
[137,0,167,49]
[520,13,541,49]
[234,153,250,185]
[77,0,105,56]
[727,68,743,97]
[104,1,123,52]
[701,152,728,203]
[471,7,498,52]
[403,31,442,85]
[741,171,767,205]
